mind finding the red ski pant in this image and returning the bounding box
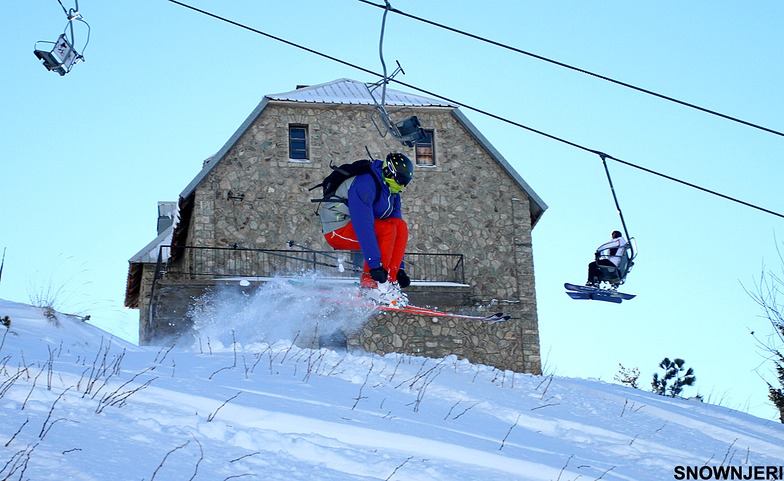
[324,218,408,283]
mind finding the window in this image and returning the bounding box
[415,129,435,166]
[289,125,308,160]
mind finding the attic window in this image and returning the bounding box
[415,129,435,166]
[289,125,309,160]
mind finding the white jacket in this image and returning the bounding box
[596,237,628,267]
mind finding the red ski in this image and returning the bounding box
[288,279,509,322]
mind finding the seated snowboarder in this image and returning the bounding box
[320,153,414,306]
[587,230,628,287]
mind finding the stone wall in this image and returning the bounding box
[353,310,530,373]
[165,101,542,373]
[137,263,158,344]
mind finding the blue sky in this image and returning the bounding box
[3,1,783,420]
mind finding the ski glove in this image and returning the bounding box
[369,267,388,284]
[396,269,410,288]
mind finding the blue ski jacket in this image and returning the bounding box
[320,159,402,269]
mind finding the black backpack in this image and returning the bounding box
[310,159,381,205]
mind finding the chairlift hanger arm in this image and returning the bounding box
[368,0,428,147]
[597,152,633,254]
[372,0,401,137]
[56,0,70,16]
[378,0,392,110]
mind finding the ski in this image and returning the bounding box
[564,282,636,303]
[565,290,622,304]
[375,303,510,322]
[288,279,509,323]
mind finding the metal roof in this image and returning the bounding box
[266,78,456,107]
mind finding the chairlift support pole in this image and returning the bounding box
[367,0,427,147]
[598,153,634,258]
[378,0,391,116]
[371,0,404,140]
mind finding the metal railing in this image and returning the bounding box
[153,245,465,284]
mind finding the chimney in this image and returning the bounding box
[157,201,177,235]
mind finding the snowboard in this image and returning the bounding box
[564,283,636,304]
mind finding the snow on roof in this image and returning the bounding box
[266,78,456,107]
[128,224,172,264]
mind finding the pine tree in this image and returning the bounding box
[765,338,784,423]
[651,357,696,398]
[746,247,784,423]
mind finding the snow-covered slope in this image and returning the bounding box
[1,298,783,481]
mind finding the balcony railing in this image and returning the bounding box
[153,245,465,284]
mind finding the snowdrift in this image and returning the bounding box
[1,298,783,481]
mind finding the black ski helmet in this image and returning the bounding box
[383,153,414,187]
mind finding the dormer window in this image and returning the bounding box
[289,124,309,160]
[415,129,435,166]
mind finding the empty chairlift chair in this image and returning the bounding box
[34,34,79,76]
[33,2,89,76]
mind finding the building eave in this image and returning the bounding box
[180,97,271,200]
[124,225,173,309]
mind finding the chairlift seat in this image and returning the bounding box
[394,116,427,147]
[597,247,634,286]
[34,34,78,76]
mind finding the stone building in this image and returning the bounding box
[125,78,547,373]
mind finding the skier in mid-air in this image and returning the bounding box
[586,230,628,287]
[320,153,414,306]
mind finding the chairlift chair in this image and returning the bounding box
[33,2,89,76]
[596,237,637,288]
[34,34,79,76]
[392,115,427,147]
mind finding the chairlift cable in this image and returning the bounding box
[356,0,784,140]
[165,0,784,221]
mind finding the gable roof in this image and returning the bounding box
[179,78,455,199]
